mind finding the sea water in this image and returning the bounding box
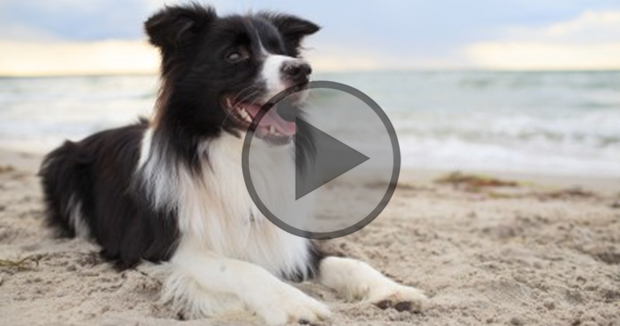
[0,71,618,177]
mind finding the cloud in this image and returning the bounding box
[543,10,620,42]
[0,0,153,41]
[1,3,619,74]
[466,10,620,70]
[0,40,159,76]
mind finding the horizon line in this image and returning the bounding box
[2,68,620,79]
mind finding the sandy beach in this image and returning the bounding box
[1,149,619,326]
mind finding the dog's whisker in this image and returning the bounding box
[231,85,260,105]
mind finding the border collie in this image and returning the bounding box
[40,3,426,324]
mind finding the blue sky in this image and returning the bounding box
[1,0,619,75]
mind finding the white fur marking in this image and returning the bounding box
[137,128,178,210]
[165,244,330,325]
[318,256,427,310]
[138,127,153,169]
[67,194,89,238]
[261,54,294,99]
[254,29,269,57]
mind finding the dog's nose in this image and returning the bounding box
[281,61,312,84]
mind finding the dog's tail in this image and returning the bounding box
[39,141,93,238]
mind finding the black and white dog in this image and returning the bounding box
[40,4,426,324]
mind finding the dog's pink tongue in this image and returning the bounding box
[245,105,297,136]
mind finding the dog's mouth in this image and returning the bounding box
[224,97,297,145]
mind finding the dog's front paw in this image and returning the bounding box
[252,283,331,325]
[369,283,428,313]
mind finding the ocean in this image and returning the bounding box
[1,71,619,177]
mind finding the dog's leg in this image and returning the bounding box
[167,247,330,325]
[316,256,427,312]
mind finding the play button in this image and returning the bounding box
[295,118,369,200]
[242,81,400,239]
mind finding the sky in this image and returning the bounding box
[0,0,619,75]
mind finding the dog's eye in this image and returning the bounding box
[227,52,241,61]
[226,48,249,63]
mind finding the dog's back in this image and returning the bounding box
[39,119,179,269]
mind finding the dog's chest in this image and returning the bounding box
[178,135,310,277]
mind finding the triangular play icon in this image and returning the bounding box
[295,118,370,200]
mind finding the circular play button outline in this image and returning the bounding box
[242,80,401,240]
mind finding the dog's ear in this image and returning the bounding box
[145,4,216,50]
[263,13,320,56]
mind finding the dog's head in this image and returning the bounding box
[146,4,319,145]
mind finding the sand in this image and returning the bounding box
[1,149,619,326]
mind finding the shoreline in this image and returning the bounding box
[3,148,618,195]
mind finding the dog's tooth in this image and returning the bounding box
[243,111,253,122]
[269,126,276,134]
[239,109,248,119]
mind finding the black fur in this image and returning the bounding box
[40,120,180,269]
[40,3,321,275]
